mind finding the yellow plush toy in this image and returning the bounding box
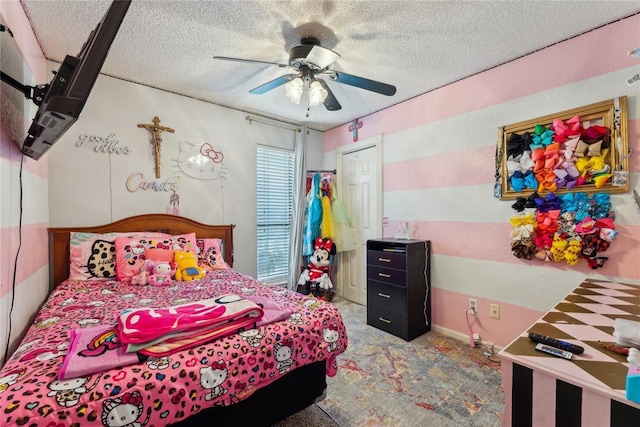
[174,250,206,281]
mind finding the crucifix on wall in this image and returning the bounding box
[348,118,362,142]
[137,116,175,178]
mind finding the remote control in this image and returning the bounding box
[535,343,573,360]
[528,333,584,354]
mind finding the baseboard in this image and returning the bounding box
[431,324,504,354]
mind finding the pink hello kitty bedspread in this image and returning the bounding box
[0,269,347,426]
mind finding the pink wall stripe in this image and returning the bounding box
[0,223,48,299]
[387,220,640,281]
[532,371,556,427]
[324,14,640,151]
[432,288,543,347]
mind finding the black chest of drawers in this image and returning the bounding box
[366,239,431,341]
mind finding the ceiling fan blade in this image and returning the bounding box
[329,71,396,96]
[249,74,297,94]
[316,79,341,111]
[305,45,340,69]
[213,56,288,68]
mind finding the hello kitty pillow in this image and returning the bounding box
[69,232,169,281]
[196,238,229,270]
[115,233,197,282]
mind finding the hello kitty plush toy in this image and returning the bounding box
[147,260,177,286]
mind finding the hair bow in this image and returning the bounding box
[581,125,609,144]
[574,140,603,158]
[587,256,608,269]
[509,214,536,228]
[328,323,339,331]
[506,132,534,158]
[511,192,538,212]
[532,125,555,146]
[314,237,333,251]
[200,143,224,163]
[599,228,618,242]
[535,193,562,213]
[507,151,536,175]
[121,392,142,406]
[551,116,582,142]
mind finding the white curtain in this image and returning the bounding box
[287,126,306,290]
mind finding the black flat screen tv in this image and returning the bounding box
[20,0,131,160]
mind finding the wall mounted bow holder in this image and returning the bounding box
[497,97,629,200]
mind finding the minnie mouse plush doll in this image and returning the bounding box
[298,237,337,298]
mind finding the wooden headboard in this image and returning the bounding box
[48,214,234,292]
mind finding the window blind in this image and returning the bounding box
[256,145,294,284]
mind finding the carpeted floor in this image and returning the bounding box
[276,297,505,426]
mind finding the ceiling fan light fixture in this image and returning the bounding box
[285,77,304,104]
[308,79,328,107]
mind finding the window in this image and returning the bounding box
[256,145,294,284]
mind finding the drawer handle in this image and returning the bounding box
[378,292,391,299]
[378,257,391,263]
[378,273,391,278]
[379,317,391,324]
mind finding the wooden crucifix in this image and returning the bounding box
[137,116,175,178]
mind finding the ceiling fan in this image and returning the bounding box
[213,37,396,113]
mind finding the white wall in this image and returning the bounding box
[48,71,323,277]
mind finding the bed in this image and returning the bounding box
[0,214,348,426]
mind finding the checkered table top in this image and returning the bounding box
[500,279,640,399]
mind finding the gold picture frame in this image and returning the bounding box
[497,97,629,200]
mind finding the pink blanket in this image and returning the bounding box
[117,294,264,356]
[59,325,140,380]
[246,295,293,326]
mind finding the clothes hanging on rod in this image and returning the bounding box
[320,175,335,239]
[330,182,357,253]
[302,173,323,256]
[302,171,355,254]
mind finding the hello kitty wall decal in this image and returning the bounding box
[172,141,228,182]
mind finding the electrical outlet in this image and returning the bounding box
[490,304,500,319]
[468,298,477,314]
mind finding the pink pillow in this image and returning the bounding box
[69,232,169,281]
[115,233,197,282]
[145,248,174,263]
[196,238,229,270]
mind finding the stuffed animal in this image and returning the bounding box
[147,260,177,286]
[130,267,150,286]
[298,237,336,298]
[174,250,206,281]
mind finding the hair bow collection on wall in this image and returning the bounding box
[509,191,617,269]
[506,117,613,194]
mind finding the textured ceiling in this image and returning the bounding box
[18,0,640,132]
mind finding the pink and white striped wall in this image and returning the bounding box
[0,0,50,364]
[323,14,640,348]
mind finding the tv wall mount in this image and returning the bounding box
[0,71,49,106]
